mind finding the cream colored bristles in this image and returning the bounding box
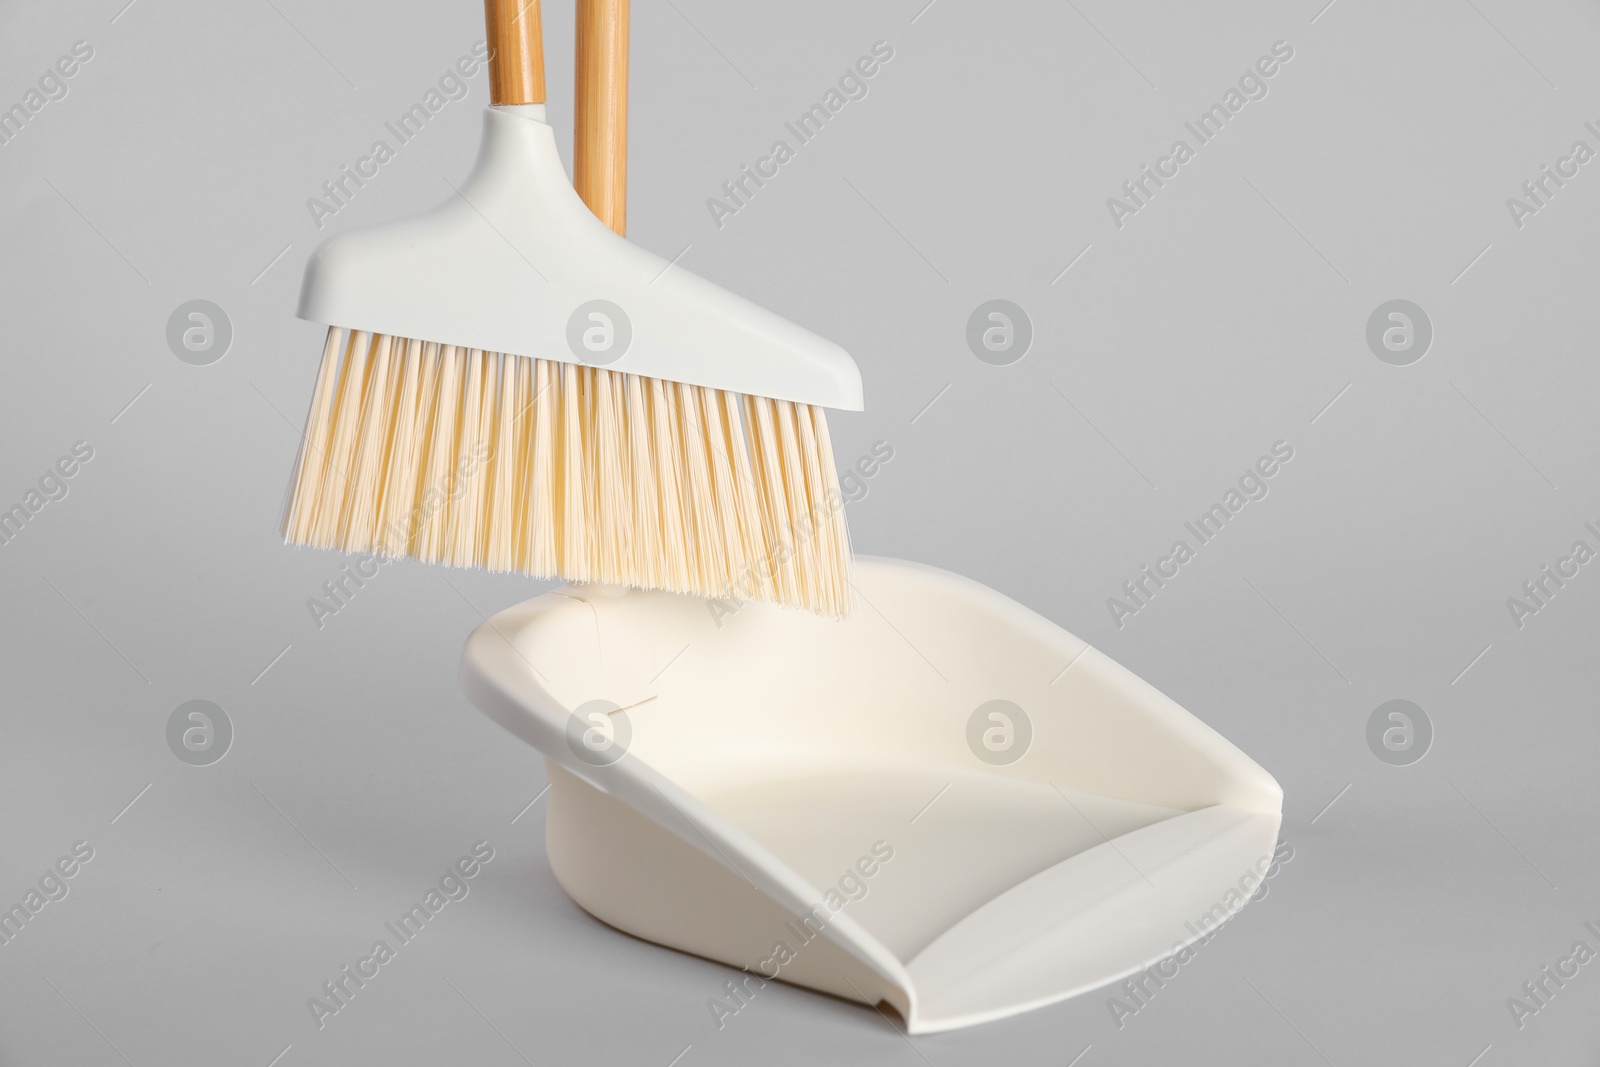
[283,328,345,546]
[284,327,852,615]
[527,358,558,576]
[744,394,799,606]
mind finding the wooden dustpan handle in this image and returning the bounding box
[574,0,629,236]
[485,0,547,105]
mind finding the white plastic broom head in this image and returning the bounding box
[298,105,863,411]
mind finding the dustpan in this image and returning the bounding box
[459,557,1283,1032]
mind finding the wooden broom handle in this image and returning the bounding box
[574,0,629,235]
[485,0,547,105]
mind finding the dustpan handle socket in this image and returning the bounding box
[485,0,547,105]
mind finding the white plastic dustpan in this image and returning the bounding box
[460,558,1283,1032]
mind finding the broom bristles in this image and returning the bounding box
[283,326,852,616]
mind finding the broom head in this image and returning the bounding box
[284,107,862,616]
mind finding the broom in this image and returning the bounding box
[281,0,859,615]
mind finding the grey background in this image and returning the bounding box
[1,0,1597,1063]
